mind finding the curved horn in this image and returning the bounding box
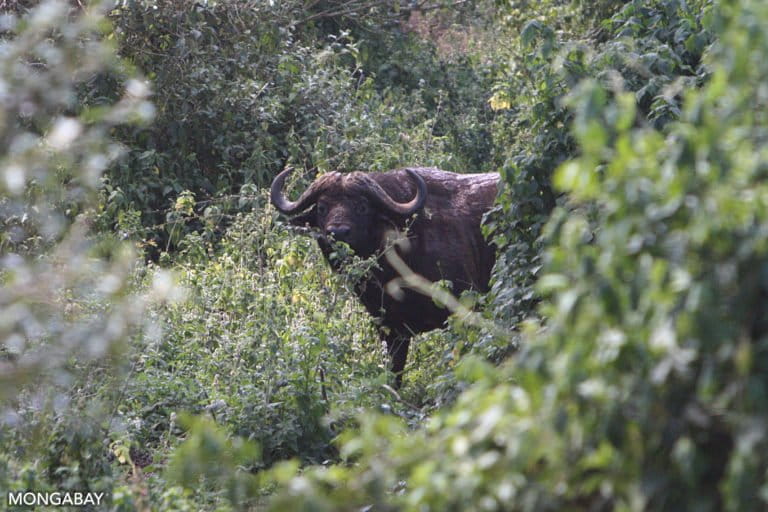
[270,167,323,214]
[365,168,427,216]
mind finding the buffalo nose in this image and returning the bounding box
[327,225,351,240]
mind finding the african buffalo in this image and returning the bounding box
[271,167,499,387]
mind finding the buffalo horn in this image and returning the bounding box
[365,169,427,216]
[270,167,322,214]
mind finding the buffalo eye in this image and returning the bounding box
[316,203,328,216]
[355,202,369,215]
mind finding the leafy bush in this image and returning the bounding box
[487,0,713,338]
[7,0,760,510]
[0,0,169,501]
[120,207,385,468]
[98,0,496,252]
[263,0,768,510]
[2,1,498,508]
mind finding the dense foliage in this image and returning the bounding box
[267,0,768,510]
[2,0,768,510]
[0,0,163,501]
[487,0,713,342]
[100,0,496,254]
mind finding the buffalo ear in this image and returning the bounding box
[289,207,316,228]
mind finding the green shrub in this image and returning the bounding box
[263,0,768,510]
[7,1,754,510]
[98,0,496,251]
[122,205,399,465]
[487,0,713,339]
[0,0,162,501]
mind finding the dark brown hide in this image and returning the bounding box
[271,167,499,387]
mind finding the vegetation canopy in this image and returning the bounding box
[1,0,767,510]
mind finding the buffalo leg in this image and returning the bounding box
[384,332,410,389]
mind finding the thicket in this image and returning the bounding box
[266,0,768,510]
[3,0,768,510]
[2,1,498,508]
[99,0,497,254]
[0,0,165,503]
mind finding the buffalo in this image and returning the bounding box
[271,167,499,387]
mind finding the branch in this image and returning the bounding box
[298,0,468,25]
[382,232,511,341]
[300,0,394,24]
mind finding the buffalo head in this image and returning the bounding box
[270,167,426,258]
